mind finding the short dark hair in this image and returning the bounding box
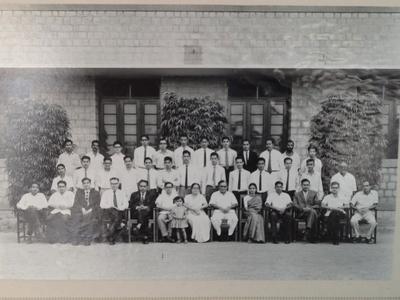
[164,156,173,163]
[287,139,294,144]
[110,177,119,182]
[141,135,150,140]
[57,180,67,187]
[173,196,184,204]
[138,180,148,186]
[164,181,174,188]
[275,181,284,187]
[113,141,122,147]
[81,155,91,162]
[283,157,293,163]
[123,155,133,161]
[306,158,315,165]
[331,181,340,187]
[103,157,112,163]
[91,140,100,146]
[222,136,230,142]
[265,137,275,144]
[144,157,153,163]
[56,164,65,169]
[308,145,318,152]
[242,139,250,144]
[301,178,310,185]
[200,137,209,142]
[210,152,219,159]
[179,134,188,139]
[257,157,266,163]
[81,177,91,183]
[235,156,244,162]
[218,180,227,186]
[63,139,73,147]
[182,150,191,157]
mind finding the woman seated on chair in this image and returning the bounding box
[242,183,265,243]
[16,182,48,243]
[184,183,211,243]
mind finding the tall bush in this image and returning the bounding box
[160,93,228,149]
[5,99,70,207]
[309,95,387,191]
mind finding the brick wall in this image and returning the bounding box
[379,159,397,210]
[0,10,399,69]
[0,159,8,208]
[0,73,98,155]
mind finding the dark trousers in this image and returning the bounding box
[270,210,292,242]
[223,166,234,185]
[46,213,71,243]
[326,210,346,243]
[131,209,151,237]
[297,208,319,237]
[22,208,46,236]
[205,185,218,202]
[70,213,100,243]
[102,208,125,243]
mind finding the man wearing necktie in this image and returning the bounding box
[129,180,154,244]
[100,177,129,245]
[260,138,283,174]
[137,157,159,202]
[217,137,237,185]
[250,158,276,202]
[134,135,157,169]
[71,177,101,245]
[242,140,258,173]
[73,156,96,191]
[194,137,213,169]
[178,150,199,197]
[277,157,299,200]
[229,157,251,205]
[202,152,226,202]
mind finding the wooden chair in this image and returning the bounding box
[238,195,267,242]
[264,206,294,243]
[292,207,321,242]
[127,208,157,243]
[318,207,351,243]
[16,209,47,243]
[349,207,378,244]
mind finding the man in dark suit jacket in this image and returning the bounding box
[241,140,258,173]
[293,178,320,243]
[129,179,154,244]
[71,177,101,245]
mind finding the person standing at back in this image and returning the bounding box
[86,140,104,173]
[241,140,258,173]
[194,137,214,169]
[300,145,323,175]
[281,139,301,173]
[217,136,237,185]
[259,138,283,174]
[330,162,357,205]
[153,138,174,170]
[174,135,194,169]
[110,141,126,177]
[134,135,157,169]
[57,139,81,177]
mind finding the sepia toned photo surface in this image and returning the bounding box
[0,1,398,295]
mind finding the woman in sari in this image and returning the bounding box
[184,183,211,243]
[243,183,265,243]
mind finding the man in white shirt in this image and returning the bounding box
[86,140,104,173]
[265,181,293,244]
[157,156,179,191]
[153,138,174,170]
[250,158,277,202]
[281,139,301,173]
[202,152,226,201]
[194,137,214,169]
[119,155,138,201]
[209,180,238,238]
[259,138,282,174]
[47,180,75,243]
[57,139,81,177]
[51,164,74,193]
[350,181,378,244]
[100,177,129,245]
[229,156,251,204]
[321,181,348,245]
[110,141,126,176]
[134,134,157,169]
[330,162,357,204]
[136,157,159,197]
[16,183,48,242]
[95,157,119,195]
[300,145,323,174]
[300,159,324,201]
[277,157,299,199]
[217,136,237,185]
[174,135,194,169]
[178,150,200,197]
[73,155,96,190]
[155,182,177,242]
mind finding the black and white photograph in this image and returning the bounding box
[0,1,398,289]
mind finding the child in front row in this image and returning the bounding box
[171,196,188,243]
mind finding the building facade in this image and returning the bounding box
[0,5,398,209]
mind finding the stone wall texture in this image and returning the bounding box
[0,10,399,68]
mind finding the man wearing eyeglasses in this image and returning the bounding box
[154,138,174,170]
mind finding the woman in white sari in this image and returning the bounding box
[184,183,211,243]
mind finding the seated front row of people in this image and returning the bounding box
[17,178,378,246]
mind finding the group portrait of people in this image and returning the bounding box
[16,134,378,246]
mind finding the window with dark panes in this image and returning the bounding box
[98,79,160,156]
[382,98,399,159]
